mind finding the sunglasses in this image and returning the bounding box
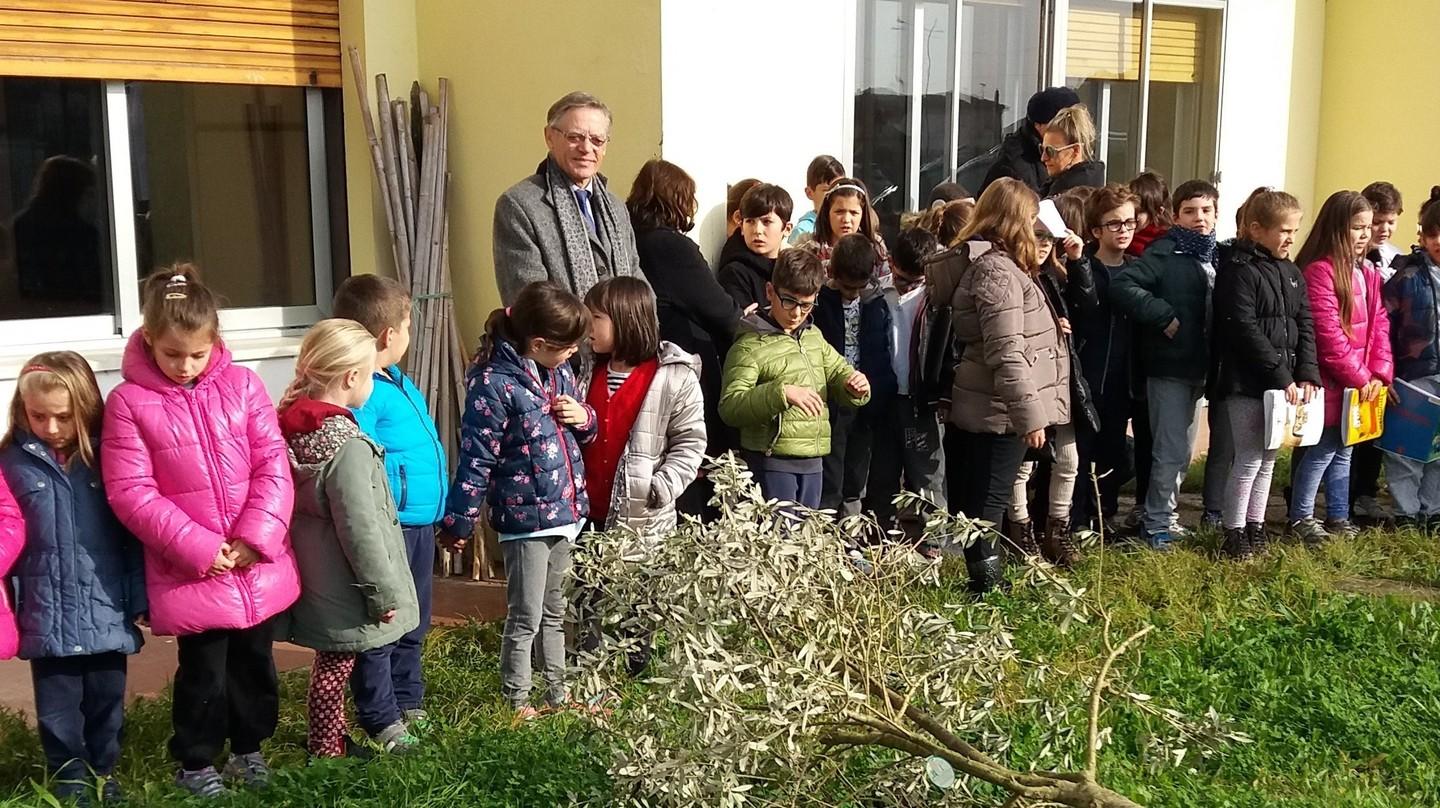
[1041,143,1081,160]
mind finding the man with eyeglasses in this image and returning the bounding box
[493,91,643,305]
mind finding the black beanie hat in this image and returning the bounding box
[1026,86,1081,125]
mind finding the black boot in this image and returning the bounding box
[1245,522,1268,557]
[1221,527,1248,561]
[1005,519,1039,559]
[966,555,1006,595]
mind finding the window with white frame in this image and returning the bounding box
[0,76,339,350]
[853,0,1224,238]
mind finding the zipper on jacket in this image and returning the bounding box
[528,364,583,522]
[767,331,824,456]
[389,371,447,523]
[186,391,257,626]
[398,464,409,511]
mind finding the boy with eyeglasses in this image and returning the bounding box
[1070,183,1140,533]
[720,248,871,509]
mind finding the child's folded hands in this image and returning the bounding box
[783,385,824,417]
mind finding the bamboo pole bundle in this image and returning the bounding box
[347,49,475,579]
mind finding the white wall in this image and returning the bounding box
[659,0,856,263]
[1214,0,1314,239]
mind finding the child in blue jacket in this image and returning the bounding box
[1,353,146,804]
[333,275,447,749]
[439,282,596,720]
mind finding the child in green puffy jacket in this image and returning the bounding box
[720,248,871,509]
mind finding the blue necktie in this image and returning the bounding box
[574,188,597,234]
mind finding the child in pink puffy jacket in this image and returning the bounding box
[102,265,298,800]
[1287,192,1392,544]
[0,471,19,662]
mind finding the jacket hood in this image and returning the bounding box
[120,328,232,392]
[717,229,748,268]
[656,340,702,374]
[279,397,356,437]
[737,310,812,338]
[927,240,994,306]
[282,398,363,471]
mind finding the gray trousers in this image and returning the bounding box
[1144,377,1205,534]
[1385,374,1440,517]
[864,397,947,531]
[1202,397,1234,514]
[501,535,572,708]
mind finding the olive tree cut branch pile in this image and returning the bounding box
[572,454,1240,807]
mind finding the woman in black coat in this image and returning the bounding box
[1041,104,1107,195]
[626,160,743,514]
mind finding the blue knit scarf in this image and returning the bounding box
[1167,225,1218,265]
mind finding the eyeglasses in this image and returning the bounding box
[1041,143,1080,160]
[551,127,610,149]
[1101,218,1140,233]
[777,294,816,314]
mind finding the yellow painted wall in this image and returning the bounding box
[1313,0,1439,235]
[338,0,420,285]
[415,0,663,348]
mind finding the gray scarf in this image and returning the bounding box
[542,157,636,295]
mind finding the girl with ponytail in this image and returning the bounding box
[278,319,420,758]
[101,264,297,796]
[440,281,596,720]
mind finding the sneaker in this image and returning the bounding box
[52,779,91,808]
[1144,529,1175,552]
[510,705,544,726]
[176,767,228,799]
[1351,495,1392,524]
[403,708,433,735]
[1168,516,1190,538]
[1287,517,1331,547]
[1201,510,1224,531]
[100,777,123,805]
[222,752,271,790]
[375,721,419,753]
[845,548,875,575]
[1324,519,1361,540]
[1220,527,1248,561]
[1395,514,1426,533]
[1245,522,1269,556]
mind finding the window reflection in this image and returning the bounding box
[0,77,112,321]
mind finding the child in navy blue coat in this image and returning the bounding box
[439,282,596,720]
[1,352,145,804]
[814,234,897,518]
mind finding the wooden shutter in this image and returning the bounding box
[0,0,340,87]
[1066,6,1203,84]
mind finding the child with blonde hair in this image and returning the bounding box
[103,265,298,798]
[2,353,146,804]
[278,319,420,758]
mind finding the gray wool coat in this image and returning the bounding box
[492,166,643,304]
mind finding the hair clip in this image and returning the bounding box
[21,364,52,375]
[165,291,188,300]
[166,274,188,287]
[504,306,512,316]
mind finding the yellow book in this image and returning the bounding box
[1342,387,1387,446]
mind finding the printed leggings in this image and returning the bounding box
[308,652,357,758]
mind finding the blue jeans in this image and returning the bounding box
[351,525,434,735]
[1288,427,1351,521]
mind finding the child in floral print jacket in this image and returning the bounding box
[440,282,596,716]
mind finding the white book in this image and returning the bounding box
[1263,388,1325,450]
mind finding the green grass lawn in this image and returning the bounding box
[2,524,1438,807]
